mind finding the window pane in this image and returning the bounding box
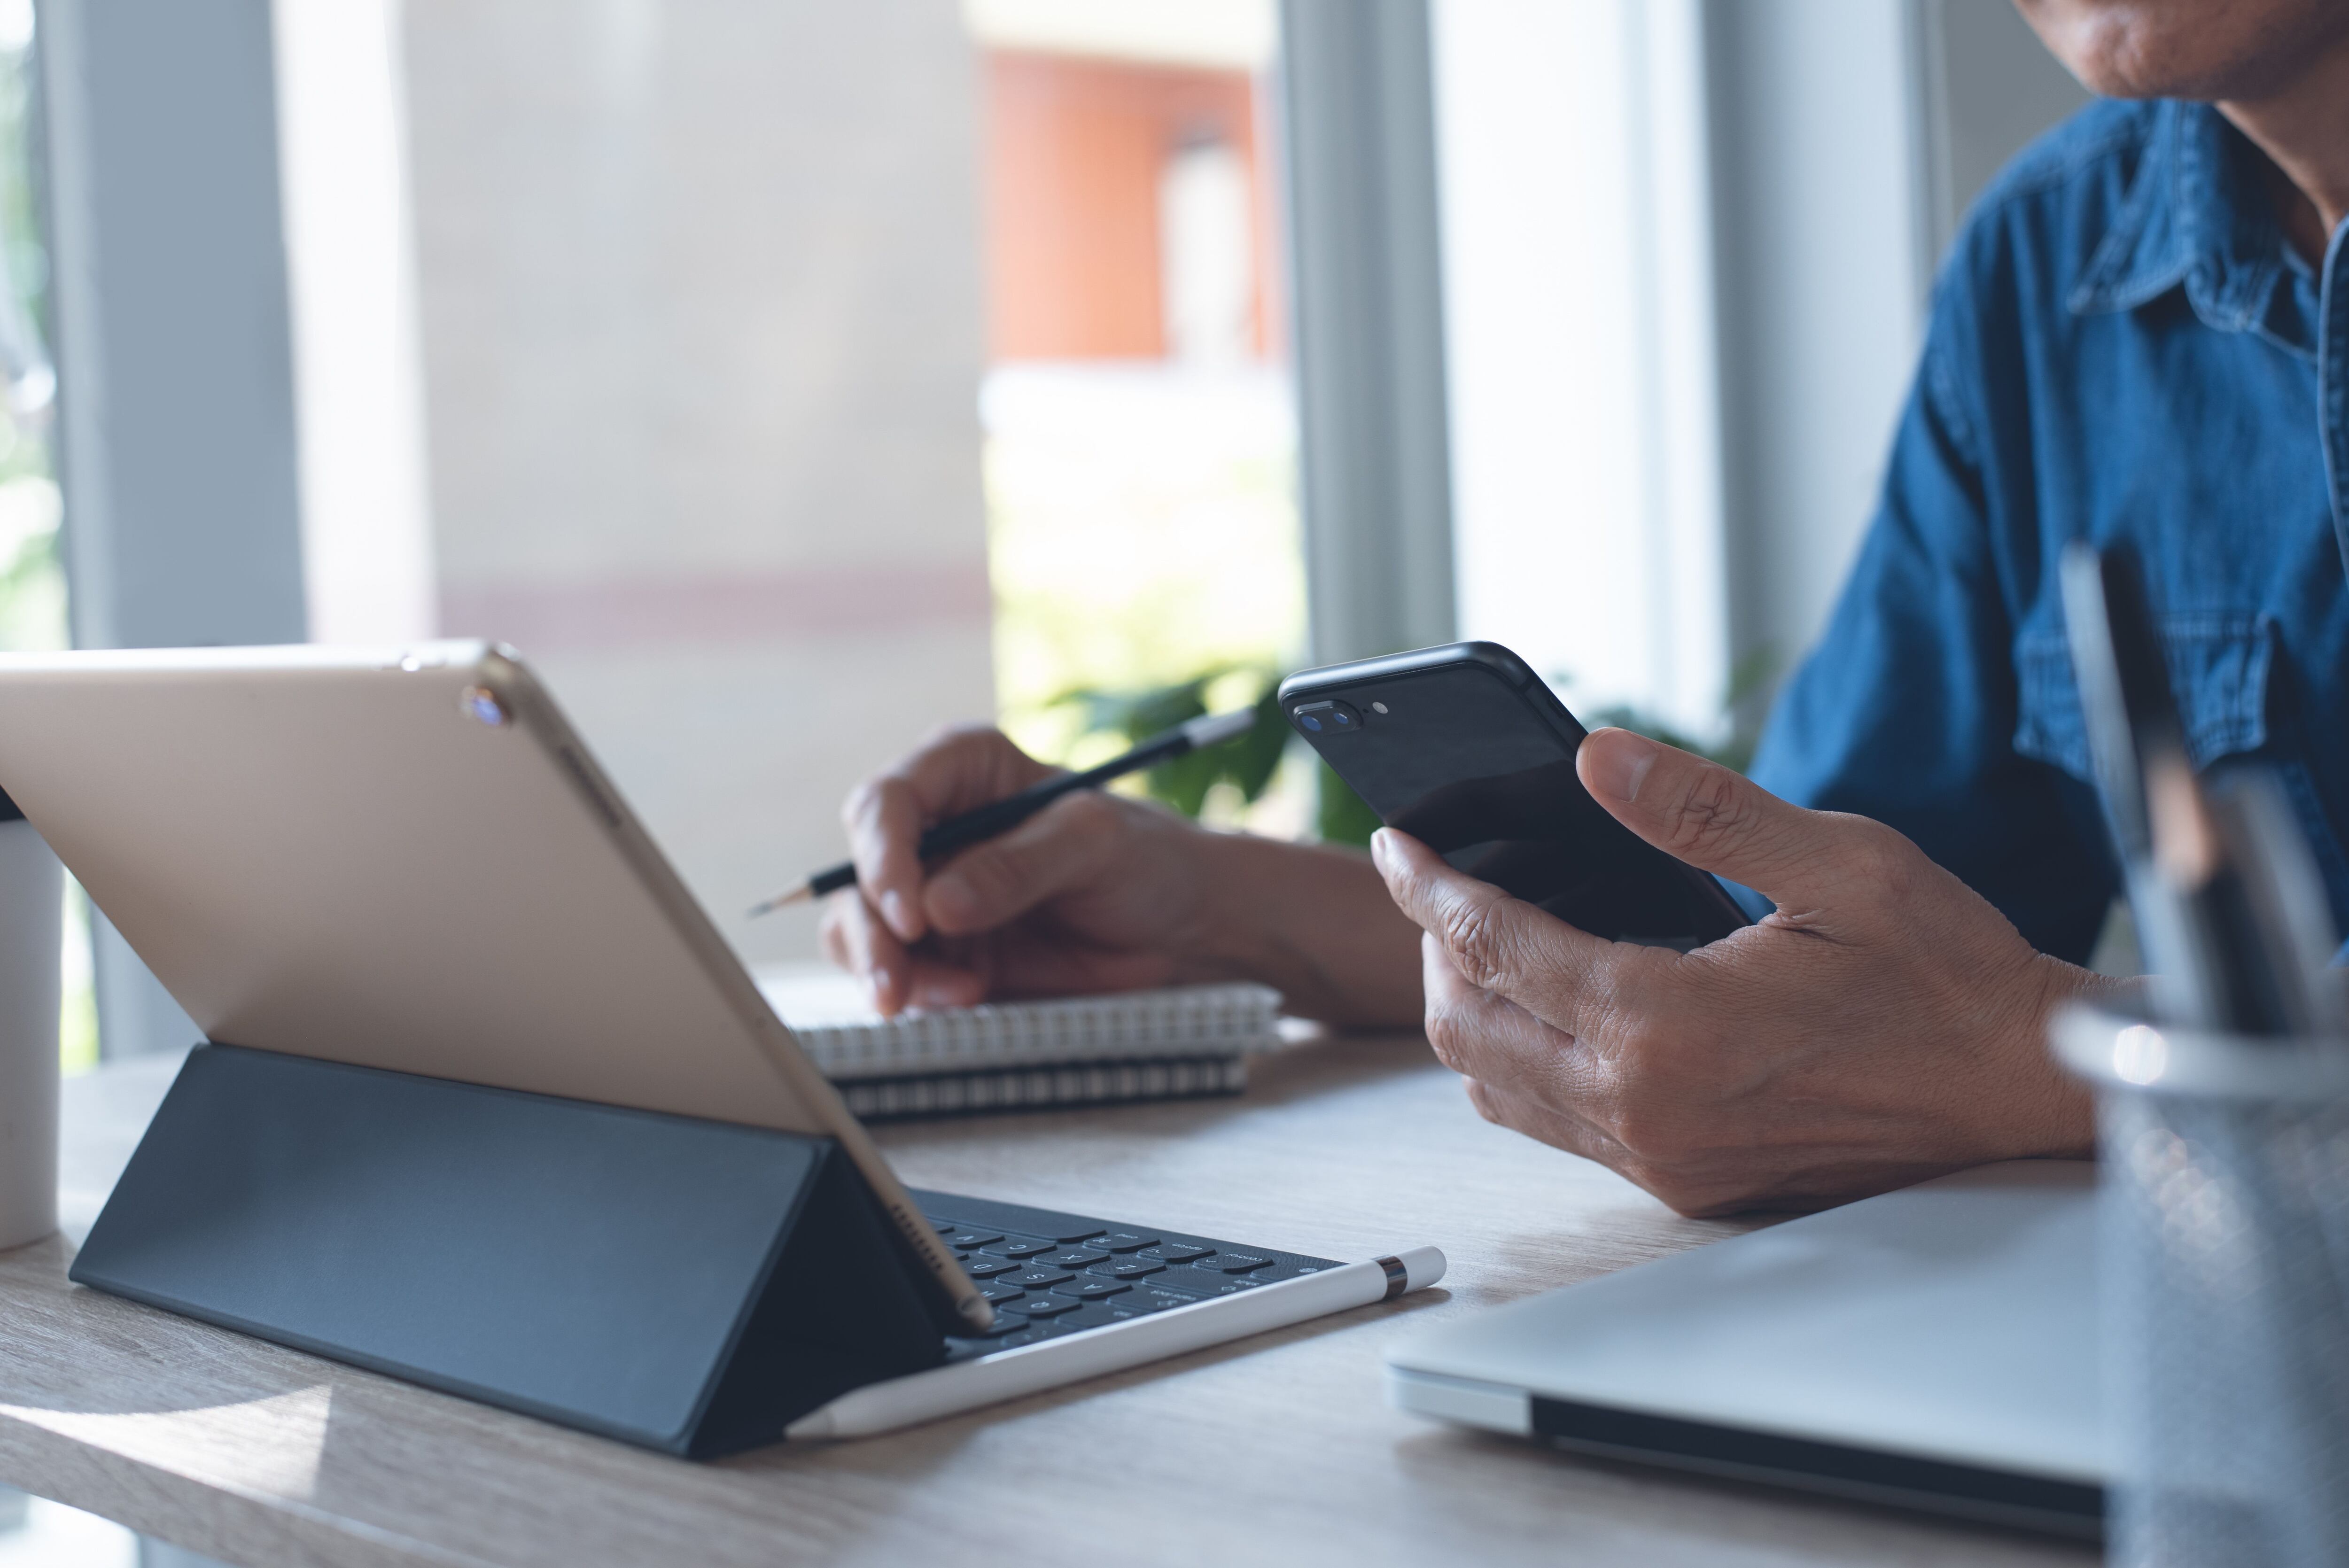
[401,0,998,961]
[968,2,1308,830]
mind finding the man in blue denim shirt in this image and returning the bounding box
[826,0,2349,1215]
[1753,89,2349,970]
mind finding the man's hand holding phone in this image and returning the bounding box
[824,721,2110,1217]
[1370,726,2112,1216]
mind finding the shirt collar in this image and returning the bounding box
[2068,101,2300,342]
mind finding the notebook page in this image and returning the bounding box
[755,966,1282,1079]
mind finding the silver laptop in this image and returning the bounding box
[1385,1160,2103,1537]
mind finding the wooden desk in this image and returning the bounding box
[1,1037,2092,1568]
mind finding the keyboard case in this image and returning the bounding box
[70,1042,956,1457]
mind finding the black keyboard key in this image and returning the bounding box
[1042,1248,1108,1269]
[1005,1294,1079,1317]
[1099,1232,1159,1253]
[986,1238,1060,1260]
[933,1220,960,1234]
[1057,1301,1129,1331]
[1093,1258,1164,1280]
[1243,1263,1317,1283]
[1158,1267,1262,1297]
[1102,1295,1170,1320]
[1136,1243,1212,1264]
[1119,1283,1209,1313]
[1204,1253,1273,1273]
[1003,1266,1075,1289]
[946,1231,1003,1250]
[1048,1225,1108,1244]
[960,1257,1019,1279]
[954,1315,1025,1338]
[976,1282,1026,1304]
[1053,1278,1130,1300]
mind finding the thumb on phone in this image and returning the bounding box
[1575,727,1853,913]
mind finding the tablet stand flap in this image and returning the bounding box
[69,1043,947,1457]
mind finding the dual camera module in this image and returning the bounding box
[1290,698,1389,735]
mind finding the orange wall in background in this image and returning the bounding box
[982,50,1277,362]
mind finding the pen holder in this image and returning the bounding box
[2054,1000,2349,1568]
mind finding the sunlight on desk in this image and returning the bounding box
[1,1387,332,1505]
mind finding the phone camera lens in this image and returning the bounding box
[1291,699,1361,736]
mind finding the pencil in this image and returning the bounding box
[748,708,1258,917]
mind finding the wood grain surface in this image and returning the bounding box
[0,1036,2096,1568]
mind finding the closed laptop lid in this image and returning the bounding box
[1388,1162,2102,1521]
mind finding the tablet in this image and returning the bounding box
[0,641,989,1329]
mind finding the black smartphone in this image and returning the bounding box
[1278,642,1750,948]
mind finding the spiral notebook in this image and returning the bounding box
[755,967,1283,1121]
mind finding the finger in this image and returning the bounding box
[1461,1075,1633,1171]
[818,888,989,1015]
[1418,931,1606,1103]
[922,789,1124,937]
[898,938,994,1011]
[820,889,925,1014]
[1575,727,1828,905]
[842,727,1057,943]
[818,890,907,1011]
[1372,826,1651,1041]
[844,777,933,944]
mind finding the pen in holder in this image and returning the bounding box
[0,797,61,1252]
[2054,997,2349,1568]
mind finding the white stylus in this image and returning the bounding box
[787,1245,1448,1440]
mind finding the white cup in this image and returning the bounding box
[0,815,61,1251]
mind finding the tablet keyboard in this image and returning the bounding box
[912,1189,1341,1361]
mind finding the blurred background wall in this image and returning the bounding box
[405,0,996,969]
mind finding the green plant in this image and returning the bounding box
[1052,669,1290,819]
[1051,666,1385,847]
[1051,643,1784,853]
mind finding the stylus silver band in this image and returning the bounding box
[1378,1255,1409,1300]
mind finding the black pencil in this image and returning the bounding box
[748,708,1258,916]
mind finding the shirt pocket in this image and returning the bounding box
[2013,615,2273,784]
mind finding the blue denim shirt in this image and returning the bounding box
[1748,100,2349,966]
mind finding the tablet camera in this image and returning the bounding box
[459,685,509,727]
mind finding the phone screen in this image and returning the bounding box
[1283,648,1747,948]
